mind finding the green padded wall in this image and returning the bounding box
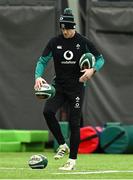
[14,130,49,142]
[100,123,133,154]
[0,130,49,152]
[0,130,17,142]
[0,142,21,152]
[21,142,45,152]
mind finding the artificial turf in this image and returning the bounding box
[0,149,133,179]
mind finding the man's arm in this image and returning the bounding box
[79,55,105,83]
[34,38,54,89]
[34,53,52,89]
[35,53,52,79]
[94,54,105,72]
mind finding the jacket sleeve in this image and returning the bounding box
[85,38,105,71]
[35,39,53,79]
[94,54,105,72]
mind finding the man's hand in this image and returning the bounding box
[34,77,47,90]
[79,68,95,83]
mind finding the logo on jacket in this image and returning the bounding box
[61,50,76,64]
[76,44,80,49]
[63,50,73,60]
[57,45,62,49]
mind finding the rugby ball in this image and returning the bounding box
[35,83,56,100]
[28,154,48,169]
[79,53,96,70]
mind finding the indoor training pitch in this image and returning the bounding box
[0,149,133,179]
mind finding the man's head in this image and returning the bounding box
[59,8,76,38]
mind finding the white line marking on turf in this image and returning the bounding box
[53,170,133,175]
[0,167,27,170]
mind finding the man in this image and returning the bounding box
[34,8,105,170]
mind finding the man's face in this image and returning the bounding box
[61,28,75,39]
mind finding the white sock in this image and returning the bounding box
[68,158,76,164]
[61,143,68,148]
